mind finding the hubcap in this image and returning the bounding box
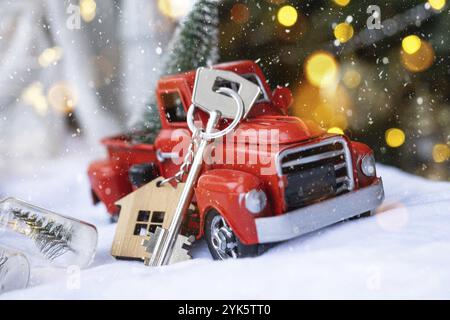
[210,215,238,260]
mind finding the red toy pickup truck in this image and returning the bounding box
[88,60,384,260]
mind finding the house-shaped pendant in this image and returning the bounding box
[111,178,185,261]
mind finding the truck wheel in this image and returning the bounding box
[204,210,260,260]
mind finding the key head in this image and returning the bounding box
[192,68,261,119]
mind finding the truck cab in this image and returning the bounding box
[88,60,384,260]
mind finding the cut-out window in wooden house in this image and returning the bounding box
[134,210,166,237]
[151,211,165,223]
[134,224,148,236]
[137,210,150,222]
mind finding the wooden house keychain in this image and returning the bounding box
[111,178,186,261]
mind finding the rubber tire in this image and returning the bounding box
[204,210,260,260]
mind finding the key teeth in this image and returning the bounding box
[142,228,165,266]
[142,238,151,250]
[142,238,153,266]
[141,228,195,266]
[142,233,158,255]
[169,234,195,264]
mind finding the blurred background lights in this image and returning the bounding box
[402,35,422,54]
[158,0,192,19]
[38,47,63,68]
[333,0,351,6]
[327,127,344,135]
[305,51,338,88]
[432,144,450,163]
[80,0,97,22]
[343,69,361,89]
[47,82,78,114]
[230,3,250,24]
[385,128,406,148]
[292,82,351,130]
[277,5,298,27]
[428,0,446,10]
[21,82,48,116]
[334,22,354,43]
[401,40,435,72]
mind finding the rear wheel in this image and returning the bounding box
[204,210,260,260]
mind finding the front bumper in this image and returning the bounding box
[255,178,384,244]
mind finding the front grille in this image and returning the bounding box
[277,137,354,210]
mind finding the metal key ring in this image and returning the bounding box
[187,87,244,141]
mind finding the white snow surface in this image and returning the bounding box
[1,153,450,299]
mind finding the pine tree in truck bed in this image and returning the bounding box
[135,0,220,143]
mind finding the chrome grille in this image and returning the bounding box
[277,137,354,210]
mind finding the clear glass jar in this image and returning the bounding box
[0,247,30,294]
[0,197,98,268]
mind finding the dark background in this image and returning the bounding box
[217,0,450,181]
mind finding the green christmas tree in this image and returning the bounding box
[134,0,220,143]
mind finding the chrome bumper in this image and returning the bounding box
[255,179,384,244]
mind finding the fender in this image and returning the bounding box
[88,160,132,215]
[195,169,270,245]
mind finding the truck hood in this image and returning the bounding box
[233,116,325,144]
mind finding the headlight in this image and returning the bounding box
[361,154,376,177]
[245,189,267,214]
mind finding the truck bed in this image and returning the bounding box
[101,133,156,166]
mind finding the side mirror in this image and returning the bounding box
[272,86,293,114]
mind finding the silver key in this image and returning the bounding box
[145,68,261,267]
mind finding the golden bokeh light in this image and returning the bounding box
[47,82,78,114]
[277,5,298,27]
[292,82,352,130]
[333,0,351,6]
[428,0,446,10]
[305,51,339,88]
[401,40,435,72]
[158,0,192,19]
[432,144,450,163]
[21,82,48,116]
[38,47,63,68]
[402,35,422,54]
[385,128,405,148]
[230,3,250,24]
[334,22,354,43]
[80,0,97,22]
[343,69,361,89]
[327,127,345,135]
